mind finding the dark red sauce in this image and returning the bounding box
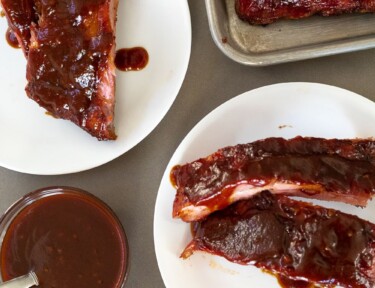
[192,221,313,287]
[171,137,375,222]
[1,190,128,288]
[5,28,20,49]
[191,223,314,288]
[277,274,313,288]
[115,47,149,72]
[184,191,375,287]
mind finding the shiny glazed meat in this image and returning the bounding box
[0,0,118,140]
[171,137,375,222]
[182,191,375,288]
[0,0,34,55]
[235,0,375,24]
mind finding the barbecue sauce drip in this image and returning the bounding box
[0,193,127,288]
[115,47,149,71]
[5,28,20,49]
[276,275,313,288]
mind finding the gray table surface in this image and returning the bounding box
[1,1,375,288]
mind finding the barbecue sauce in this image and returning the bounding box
[184,191,375,288]
[0,191,128,288]
[19,0,119,140]
[171,137,375,222]
[276,275,313,288]
[5,28,20,49]
[115,47,149,71]
[191,223,315,288]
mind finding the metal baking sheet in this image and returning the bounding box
[205,0,375,66]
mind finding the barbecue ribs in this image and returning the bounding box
[171,137,375,222]
[235,0,375,25]
[1,0,118,140]
[182,191,375,288]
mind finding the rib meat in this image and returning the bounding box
[171,137,375,222]
[182,191,375,288]
[235,0,375,25]
[1,0,118,140]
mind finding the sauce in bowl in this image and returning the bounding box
[0,187,128,288]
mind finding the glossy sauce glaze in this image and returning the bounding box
[0,191,128,288]
[5,28,20,49]
[235,0,375,25]
[22,0,118,140]
[277,275,313,288]
[0,0,34,54]
[115,47,149,72]
[171,137,375,221]
[193,224,314,288]
[182,191,375,288]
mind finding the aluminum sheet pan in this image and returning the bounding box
[205,0,375,66]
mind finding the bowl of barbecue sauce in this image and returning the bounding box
[0,187,129,288]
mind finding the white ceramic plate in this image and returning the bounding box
[154,82,375,288]
[0,0,191,175]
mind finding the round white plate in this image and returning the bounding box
[0,0,191,175]
[154,82,375,288]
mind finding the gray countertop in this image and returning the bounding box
[1,1,375,288]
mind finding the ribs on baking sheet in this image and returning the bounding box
[182,191,375,288]
[235,0,375,25]
[0,0,119,140]
[171,137,375,222]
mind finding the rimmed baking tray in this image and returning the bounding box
[205,0,375,66]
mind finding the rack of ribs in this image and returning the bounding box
[182,191,375,288]
[0,0,119,140]
[235,0,375,25]
[171,137,375,222]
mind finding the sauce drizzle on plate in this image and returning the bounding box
[115,47,149,72]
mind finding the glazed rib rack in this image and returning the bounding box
[171,137,375,222]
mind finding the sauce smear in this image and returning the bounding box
[277,274,314,288]
[115,47,149,71]
[1,192,127,288]
[5,28,20,49]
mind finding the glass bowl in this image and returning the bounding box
[0,186,129,288]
